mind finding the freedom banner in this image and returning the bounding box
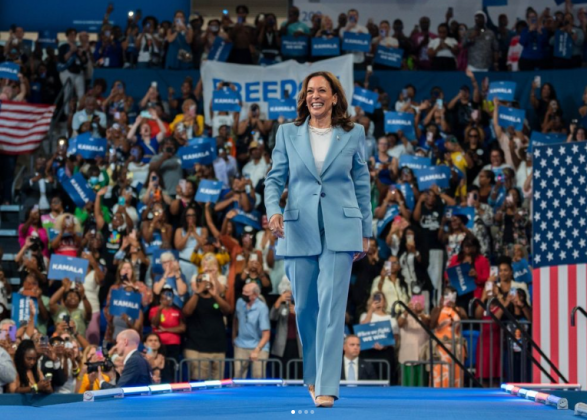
[0,62,20,81]
[384,111,415,139]
[415,166,451,190]
[353,320,395,350]
[211,88,241,112]
[195,179,224,203]
[445,206,475,229]
[497,106,525,131]
[72,132,107,159]
[267,99,297,120]
[201,55,354,123]
[61,172,96,208]
[208,37,233,62]
[351,87,378,113]
[233,209,262,230]
[373,45,403,68]
[376,204,400,237]
[341,32,371,52]
[399,155,432,171]
[48,254,89,281]
[281,36,309,57]
[178,142,217,168]
[11,293,38,325]
[513,259,532,284]
[311,37,340,56]
[488,81,516,102]
[446,263,476,295]
[109,289,141,319]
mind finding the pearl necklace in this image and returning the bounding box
[308,124,333,136]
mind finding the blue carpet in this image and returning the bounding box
[0,387,576,419]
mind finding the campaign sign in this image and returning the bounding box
[373,45,403,68]
[0,61,20,81]
[109,289,141,319]
[281,36,309,57]
[208,37,233,62]
[488,81,516,102]
[195,179,224,203]
[61,172,96,208]
[341,32,371,53]
[395,184,415,211]
[233,209,262,231]
[267,99,297,120]
[74,132,107,159]
[178,142,217,169]
[311,37,340,56]
[554,30,573,59]
[415,166,451,190]
[529,131,567,153]
[48,254,89,281]
[188,137,216,148]
[513,259,532,284]
[11,293,38,325]
[38,30,58,48]
[151,249,179,275]
[351,87,378,114]
[212,88,241,112]
[384,111,415,139]
[446,263,476,295]
[497,106,525,131]
[353,320,395,350]
[376,204,400,237]
[445,206,475,229]
[399,155,432,171]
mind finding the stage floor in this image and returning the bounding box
[2,386,577,419]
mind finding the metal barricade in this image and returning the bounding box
[452,319,532,388]
[400,360,452,387]
[179,358,283,382]
[165,358,179,383]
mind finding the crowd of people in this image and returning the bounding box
[0,2,585,394]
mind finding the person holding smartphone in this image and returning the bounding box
[165,10,194,69]
[9,340,52,394]
[371,256,410,314]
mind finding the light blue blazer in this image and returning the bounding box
[264,117,372,256]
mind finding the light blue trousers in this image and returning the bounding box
[284,225,353,399]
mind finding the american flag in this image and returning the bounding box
[532,141,587,387]
[0,100,55,154]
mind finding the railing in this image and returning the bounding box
[284,358,391,381]
[400,360,451,387]
[166,357,179,383]
[179,358,283,382]
[487,297,568,383]
[391,300,484,388]
[571,306,587,327]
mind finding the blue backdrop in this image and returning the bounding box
[93,68,587,126]
[0,0,189,32]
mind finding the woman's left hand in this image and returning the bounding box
[353,238,369,262]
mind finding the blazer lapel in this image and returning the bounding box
[320,126,351,176]
[293,118,321,182]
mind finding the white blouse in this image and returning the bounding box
[308,126,333,174]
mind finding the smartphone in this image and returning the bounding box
[146,346,154,356]
[179,179,187,194]
[202,273,210,282]
[151,81,157,88]
[373,294,382,303]
[45,373,53,381]
[223,9,228,15]
[39,335,49,346]
[471,109,479,120]
[249,254,259,262]
[384,261,392,273]
[485,281,494,292]
[8,326,16,342]
[140,110,152,119]
[426,131,434,143]
[402,89,408,99]
[490,266,498,277]
[118,196,126,206]
[367,65,373,73]
[534,75,541,88]
[406,234,415,246]
[509,287,517,297]
[448,6,453,14]
[436,99,443,109]
[445,208,453,219]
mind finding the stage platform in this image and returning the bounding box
[1,386,579,420]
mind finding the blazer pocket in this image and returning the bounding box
[283,209,299,221]
[343,207,362,218]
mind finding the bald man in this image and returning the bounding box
[100,329,152,389]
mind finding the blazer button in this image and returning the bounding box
[320,192,326,197]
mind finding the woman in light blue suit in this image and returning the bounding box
[265,72,372,408]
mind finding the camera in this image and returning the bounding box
[29,236,43,252]
[86,357,114,374]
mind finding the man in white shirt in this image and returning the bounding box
[242,141,270,188]
[341,335,376,380]
[72,95,107,137]
[343,9,369,65]
[99,329,152,388]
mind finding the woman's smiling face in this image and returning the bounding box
[306,76,337,121]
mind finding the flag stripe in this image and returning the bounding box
[557,265,569,382]
[549,266,559,382]
[532,267,542,382]
[578,264,587,389]
[0,100,55,154]
[568,265,578,383]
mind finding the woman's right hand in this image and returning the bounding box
[269,214,284,239]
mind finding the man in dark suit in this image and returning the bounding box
[21,156,57,212]
[100,329,152,389]
[340,335,377,380]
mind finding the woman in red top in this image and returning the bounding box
[149,286,185,362]
[446,234,489,308]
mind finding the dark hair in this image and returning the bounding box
[236,4,249,14]
[144,333,167,357]
[65,28,77,37]
[145,169,166,191]
[180,202,199,231]
[294,71,354,132]
[14,340,39,387]
[438,23,449,32]
[541,82,557,101]
[93,78,107,92]
[480,169,495,184]
[457,235,481,262]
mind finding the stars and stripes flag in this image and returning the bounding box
[532,141,587,387]
[0,100,55,155]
